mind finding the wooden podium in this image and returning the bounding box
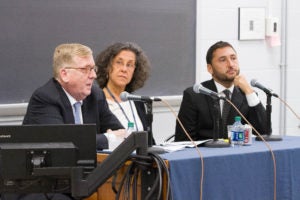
[84,153,169,200]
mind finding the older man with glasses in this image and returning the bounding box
[22,43,125,149]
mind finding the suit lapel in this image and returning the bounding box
[81,96,98,124]
[53,79,76,124]
[81,99,90,124]
[203,79,221,119]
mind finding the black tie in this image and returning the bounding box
[222,90,231,137]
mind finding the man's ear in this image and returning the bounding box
[207,64,213,75]
[60,68,69,83]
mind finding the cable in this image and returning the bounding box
[115,162,135,200]
[111,164,132,195]
[160,99,204,200]
[276,96,300,120]
[111,153,172,200]
[149,152,173,200]
[226,99,277,200]
[111,172,119,194]
[144,156,162,200]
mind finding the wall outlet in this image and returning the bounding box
[266,17,279,36]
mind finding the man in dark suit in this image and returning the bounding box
[23,43,124,149]
[175,41,267,141]
[1,43,124,200]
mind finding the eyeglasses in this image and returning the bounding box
[64,66,98,74]
[113,60,135,69]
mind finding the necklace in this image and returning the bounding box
[106,87,138,131]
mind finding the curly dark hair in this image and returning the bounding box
[95,42,151,93]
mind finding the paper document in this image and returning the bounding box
[157,139,212,152]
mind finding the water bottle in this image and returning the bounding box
[126,122,135,137]
[230,116,245,147]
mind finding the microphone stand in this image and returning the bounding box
[144,99,154,146]
[203,99,230,148]
[256,93,282,141]
[144,99,166,153]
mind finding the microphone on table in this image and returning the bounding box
[193,83,230,148]
[120,91,165,154]
[193,84,225,100]
[251,79,300,133]
[120,91,162,102]
[250,79,278,98]
[250,79,282,141]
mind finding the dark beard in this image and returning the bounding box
[212,69,239,84]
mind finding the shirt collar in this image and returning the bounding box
[214,80,234,94]
[62,88,83,106]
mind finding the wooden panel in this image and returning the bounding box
[85,153,169,200]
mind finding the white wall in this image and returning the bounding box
[1,0,299,144]
[286,0,300,135]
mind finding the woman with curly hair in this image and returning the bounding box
[95,42,155,146]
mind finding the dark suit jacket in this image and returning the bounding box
[134,101,156,145]
[175,79,267,141]
[23,78,124,150]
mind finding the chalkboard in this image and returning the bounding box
[0,0,196,104]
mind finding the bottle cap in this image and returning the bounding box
[128,122,134,128]
[234,116,241,121]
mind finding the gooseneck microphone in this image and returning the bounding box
[120,91,165,153]
[193,84,226,100]
[250,79,278,98]
[250,79,282,141]
[120,91,162,102]
[193,83,230,148]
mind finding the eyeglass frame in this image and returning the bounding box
[112,59,136,70]
[64,65,98,74]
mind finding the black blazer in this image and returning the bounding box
[175,79,267,141]
[23,78,124,150]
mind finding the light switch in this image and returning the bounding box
[238,8,266,40]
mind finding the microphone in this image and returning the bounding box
[250,79,282,141]
[250,79,278,97]
[120,91,161,102]
[193,83,230,148]
[193,84,225,100]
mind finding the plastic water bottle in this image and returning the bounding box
[230,116,245,147]
[126,122,135,137]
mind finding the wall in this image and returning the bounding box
[1,0,299,144]
[286,0,300,135]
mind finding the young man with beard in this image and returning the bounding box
[175,41,267,141]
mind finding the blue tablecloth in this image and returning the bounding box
[161,136,300,200]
